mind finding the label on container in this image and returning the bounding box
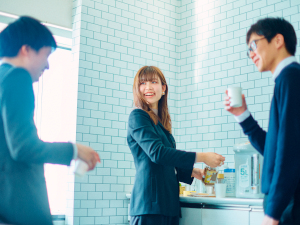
[224,173,235,196]
[239,164,249,188]
[203,167,218,184]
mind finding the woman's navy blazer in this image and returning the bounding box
[127,109,196,217]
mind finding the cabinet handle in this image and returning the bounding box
[251,209,264,212]
[203,205,251,211]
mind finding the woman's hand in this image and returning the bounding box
[191,168,204,180]
[196,152,225,168]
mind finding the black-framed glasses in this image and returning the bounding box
[247,37,266,58]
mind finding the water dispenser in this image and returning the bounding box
[234,142,264,199]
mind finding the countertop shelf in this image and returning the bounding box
[126,193,263,207]
[179,195,263,206]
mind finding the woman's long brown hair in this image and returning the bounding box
[133,66,172,133]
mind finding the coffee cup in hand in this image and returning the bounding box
[74,159,89,177]
[228,87,242,107]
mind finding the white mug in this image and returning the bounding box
[228,87,242,108]
[74,159,89,177]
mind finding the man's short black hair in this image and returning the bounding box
[0,16,57,58]
[246,17,297,56]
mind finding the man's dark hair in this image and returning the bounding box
[0,16,57,58]
[246,17,297,56]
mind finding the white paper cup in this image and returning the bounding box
[228,87,242,108]
[215,183,227,198]
[205,185,214,194]
[74,159,89,177]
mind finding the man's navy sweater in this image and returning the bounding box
[240,62,300,220]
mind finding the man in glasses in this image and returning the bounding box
[0,16,100,225]
[224,18,300,225]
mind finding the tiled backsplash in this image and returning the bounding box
[69,0,300,224]
[176,0,300,171]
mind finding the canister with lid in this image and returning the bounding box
[203,166,218,185]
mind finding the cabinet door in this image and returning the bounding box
[179,207,202,225]
[202,209,249,225]
[250,211,264,225]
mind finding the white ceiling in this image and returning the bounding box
[0,0,73,29]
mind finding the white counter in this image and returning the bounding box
[126,193,265,224]
[126,193,263,207]
[179,195,263,206]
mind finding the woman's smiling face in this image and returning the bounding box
[139,74,166,109]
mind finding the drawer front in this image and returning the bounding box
[202,209,249,225]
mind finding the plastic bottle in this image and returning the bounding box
[224,167,236,197]
[217,172,225,183]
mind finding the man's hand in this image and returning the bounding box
[261,215,279,225]
[76,143,100,171]
[191,168,204,180]
[224,90,247,116]
[196,152,225,167]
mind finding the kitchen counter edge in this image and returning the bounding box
[125,193,263,207]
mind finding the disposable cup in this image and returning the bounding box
[215,183,227,198]
[205,185,214,194]
[74,159,89,177]
[228,87,242,108]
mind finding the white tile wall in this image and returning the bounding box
[69,0,300,224]
[176,0,300,170]
[71,0,181,224]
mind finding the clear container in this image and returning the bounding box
[224,168,236,197]
[203,166,218,185]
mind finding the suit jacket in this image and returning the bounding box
[0,63,74,225]
[127,109,196,217]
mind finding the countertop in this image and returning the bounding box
[125,193,263,207]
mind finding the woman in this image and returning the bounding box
[127,66,225,225]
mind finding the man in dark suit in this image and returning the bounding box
[224,18,300,225]
[0,16,100,225]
